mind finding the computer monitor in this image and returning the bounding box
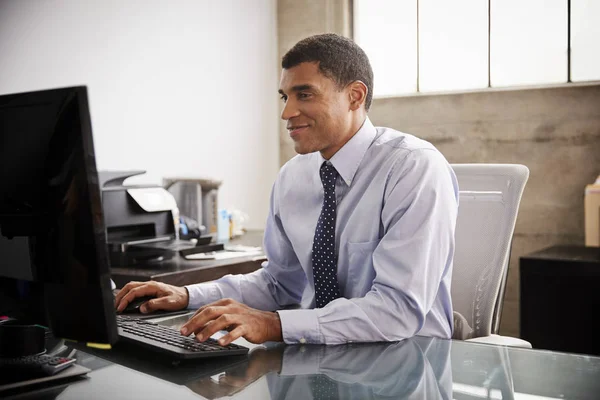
[0,86,118,346]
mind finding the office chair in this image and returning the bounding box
[450,164,531,348]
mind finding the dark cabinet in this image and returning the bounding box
[520,245,600,356]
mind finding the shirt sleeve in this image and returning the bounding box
[185,177,307,311]
[278,149,458,344]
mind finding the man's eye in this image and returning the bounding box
[298,93,311,99]
[280,95,287,102]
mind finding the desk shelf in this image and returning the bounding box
[110,230,265,288]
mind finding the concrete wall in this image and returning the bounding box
[277,0,600,337]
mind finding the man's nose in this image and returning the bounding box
[281,99,300,120]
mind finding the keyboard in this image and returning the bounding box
[0,354,76,377]
[116,315,249,360]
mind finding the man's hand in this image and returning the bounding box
[219,347,284,388]
[180,298,283,346]
[114,281,189,313]
[186,347,283,397]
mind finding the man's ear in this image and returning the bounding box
[348,80,368,111]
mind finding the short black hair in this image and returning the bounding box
[282,33,374,111]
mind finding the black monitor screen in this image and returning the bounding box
[0,86,117,345]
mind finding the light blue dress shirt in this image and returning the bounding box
[186,117,459,344]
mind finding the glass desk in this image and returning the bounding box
[4,314,600,399]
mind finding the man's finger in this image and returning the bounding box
[192,298,238,317]
[181,306,228,337]
[181,307,225,337]
[191,302,211,318]
[139,297,158,313]
[116,285,157,312]
[114,281,145,307]
[141,296,176,313]
[218,326,245,346]
[195,314,235,342]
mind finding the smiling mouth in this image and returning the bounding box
[288,125,309,138]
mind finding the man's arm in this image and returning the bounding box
[277,149,458,344]
[185,178,306,311]
[117,175,307,344]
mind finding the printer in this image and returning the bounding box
[99,170,217,267]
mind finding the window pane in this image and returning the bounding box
[571,0,600,81]
[354,0,417,96]
[491,0,567,87]
[419,0,488,92]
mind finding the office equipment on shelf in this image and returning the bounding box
[100,170,213,266]
[100,170,177,249]
[116,315,248,360]
[178,214,206,241]
[132,240,224,258]
[215,208,227,243]
[164,177,221,238]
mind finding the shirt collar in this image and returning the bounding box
[318,117,377,186]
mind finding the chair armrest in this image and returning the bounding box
[466,334,532,348]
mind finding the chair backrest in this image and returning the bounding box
[451,164,529,338]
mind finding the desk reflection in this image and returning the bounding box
[188,337,452,399]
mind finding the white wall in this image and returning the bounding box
[0,0,279,230]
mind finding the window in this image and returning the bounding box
[419,0,488,92]
[491,0,567,87]
[571,0,600,81]
[354,0,417,96]
[353,0,598,97]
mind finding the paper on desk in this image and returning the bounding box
[184,250,263,260]
[224,244,261,252]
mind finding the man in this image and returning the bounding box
[115,33,458,346]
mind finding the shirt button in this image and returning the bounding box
[299,338,307,344]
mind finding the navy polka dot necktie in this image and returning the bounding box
[312,161,342,308]
[310,374,338,400]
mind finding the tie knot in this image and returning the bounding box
[319,162,338,190]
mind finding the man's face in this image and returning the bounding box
[278,62,353,159]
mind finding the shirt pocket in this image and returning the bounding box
[345,239,380,296]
